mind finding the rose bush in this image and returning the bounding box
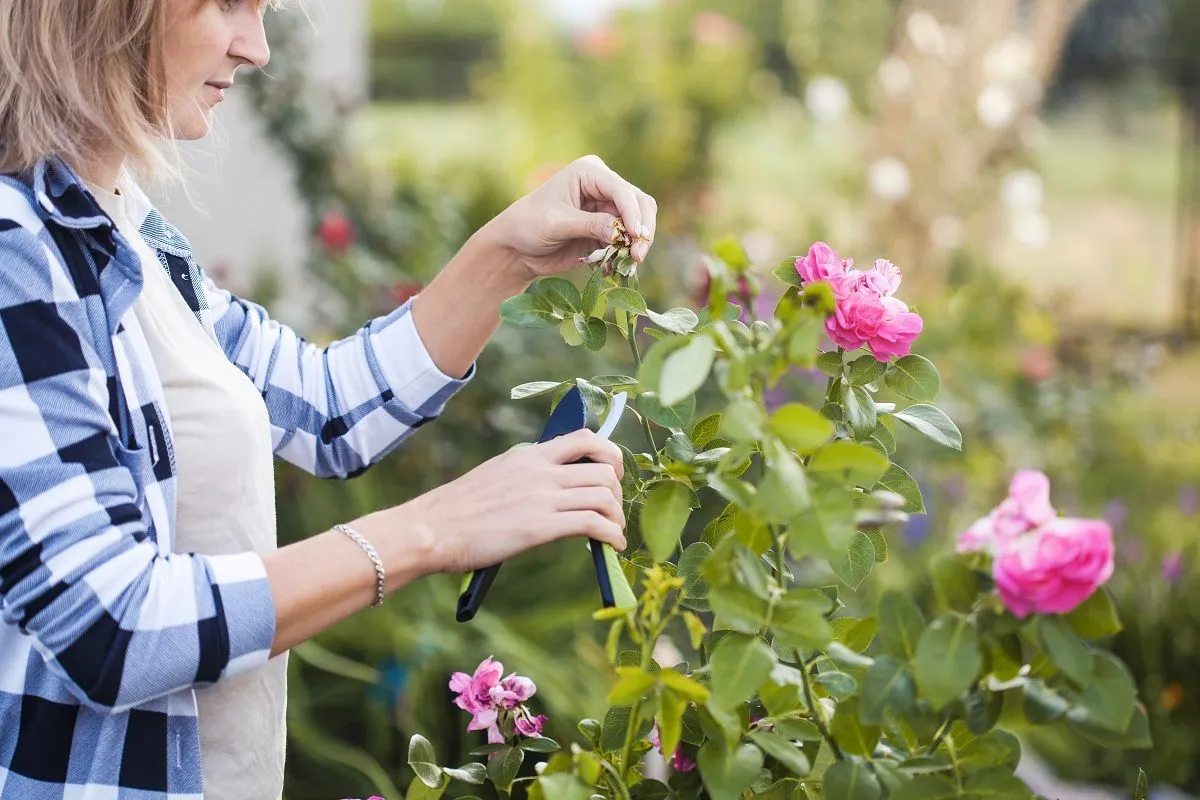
[365,236,1148,799]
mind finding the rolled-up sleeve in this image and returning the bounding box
[204,274,472,479]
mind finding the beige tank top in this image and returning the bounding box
[89,180,287,800]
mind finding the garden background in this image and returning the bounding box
[158,0,1200,797]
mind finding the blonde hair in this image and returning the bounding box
[0,0,287,182]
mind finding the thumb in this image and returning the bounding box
[549,207,620,246]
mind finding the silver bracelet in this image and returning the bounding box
[333,523,386,608]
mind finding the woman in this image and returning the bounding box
[0,1,656,798]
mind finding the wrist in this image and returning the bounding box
[350,504,438,592]
[470,217,535,293]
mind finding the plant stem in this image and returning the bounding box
[625,314,661,462]
[618,639,657,782]
[801,659,844,761]
[926,714,954,756]
[772,531,789,589]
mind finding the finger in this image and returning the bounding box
[553,510,628,552]
[558,462,623,503]
[631,191,658,263]
[575,156,642,243]
[542,429,623,477]
[557,487,626,527]
[548,206,621,246]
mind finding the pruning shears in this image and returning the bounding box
[456,387,637,623]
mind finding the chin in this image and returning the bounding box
[171,114,216,141]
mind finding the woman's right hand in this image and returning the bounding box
[360,429,629,580]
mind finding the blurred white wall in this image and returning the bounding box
[147,0,368,327]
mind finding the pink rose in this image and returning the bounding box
[515,708,548,737]
[649,726,697,773]
[993,517,1115,618]
[957,470,1056,554]
[796,243,923,362]
[449,657,505,737]
[490,673,537,710]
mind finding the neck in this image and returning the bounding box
[75,150,125,192]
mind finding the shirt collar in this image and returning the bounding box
[31,156,114,231]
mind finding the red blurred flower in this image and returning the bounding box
[390,281,423,305]
[1019,345,1057,382]
[576,26,620,59]
[692,11,745,47]
[318,211,355,254]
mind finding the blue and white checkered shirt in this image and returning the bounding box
[0,157,472,798]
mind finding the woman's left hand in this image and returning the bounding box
[485,154,658,283]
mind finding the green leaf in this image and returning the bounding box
[575,378,611,422]
[748,731,811,776]
[889,776,959,800]
[830,697,881,757]
[641,482,694,562]
[892,405,962,451]
[930,554,982,613]
[582,268,606,315]
[833,532,876,589]
[873,421,897,454]
[442,763,487,784]
[914,613,982,711]
[678,542,713,600]
[698,742,764,800]
[408,734,445,789]
[823,761,882,800]
[638,392,695,430]
[962,767,1036,799]
[605,287,648,315]
[817,350,844,377]
[559,317,583,346]
[788,481,856,561]
[511,381,569,400]
[787,317,824,367]
[958,731,1021,772]
[467,743,510,756]
[708,580,770,633]
[878,590,925,661]
[814,670,857,698]
[773,596,834,650]
[847,355,886,386]
[658,686,688,756]
[756,441,811,523]
[518,737,560,753]
[660,336,715,407]
[692,413,723,448]
[833,616,878,653]
[1073,651,1138,732]
[769,403,834,454]
[710,633,776,708]
[486,746,524,793]
[773,717,822,742]
[1021,679,1069,725]
[1064,587,1123,640]
[876,464,926,514]
[859,655,915,725]
[591,374,639,388]
[659,669,710,703]
[1037,616,1093,686]
[500,293,559,328]
[808,441,890,487]
[1135,769,1149,800]
[648,307,700,335]
[608,666,660,705]
[772,258,805,288]
[713,236,751,269]
[721,398,766,444]
[885,355,941,402]
[573,314,608,351]
[1068,700,1153,750]
[845,385,878,439]
[536,276,581,312]
[535,774,593,800]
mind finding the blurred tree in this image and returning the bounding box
[1162,0,1200,335]
[369,0,503,100]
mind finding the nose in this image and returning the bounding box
[230,8,271,69]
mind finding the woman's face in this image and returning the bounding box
[162,0,271,140]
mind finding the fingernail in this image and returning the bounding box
[633,242,648,262]
[638,225,651,240]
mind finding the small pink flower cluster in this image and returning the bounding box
[795,242,924,362]
[449,657,547,744]
[957,470,1115,618]
[649,726,696,773]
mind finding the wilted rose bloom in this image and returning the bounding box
[795,243,923,362]
[993,517,1114,618]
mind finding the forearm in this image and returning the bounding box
[410,224,529,380]
[263,509,434,656]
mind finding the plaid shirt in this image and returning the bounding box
[0,157,471,799]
